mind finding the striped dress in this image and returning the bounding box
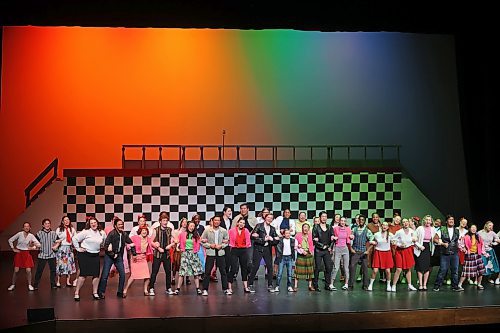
[294,233,314,280]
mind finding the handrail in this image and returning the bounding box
[25,158,59,207]
[122,145,400,169]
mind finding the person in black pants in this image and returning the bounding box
[200,216,230,295]
[221,207,233,277]
[148,212,175,296]
[312,211,334,291]
[33,219,58,290]
[227,216,252,293]
[248,213,280,292]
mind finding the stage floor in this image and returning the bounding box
[1,255,500,331]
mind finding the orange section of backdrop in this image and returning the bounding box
[0,26,274,231]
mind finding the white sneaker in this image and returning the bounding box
[7,285,15,291]
[166,288,174,295]
[391,285,396,292]
[489,279,495,284]
[408,284,417,291]
[367,285,373,291]
[202,290,208,296]
[287,286,294,292]
[386,284,392,292]
[224,289,233,295]
[148,288,155,296]
[28,285,34,291]
[341,284,349,290]
[496,279,500,285]
[274,286,280,292]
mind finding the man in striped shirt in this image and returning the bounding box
[33,219,58,290]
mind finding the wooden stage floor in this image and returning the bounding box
[1,254,500,332]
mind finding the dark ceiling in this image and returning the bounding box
[0,0,494,34]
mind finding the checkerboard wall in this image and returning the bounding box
[64,172,401,231]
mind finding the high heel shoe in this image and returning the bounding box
[93,293,100,300]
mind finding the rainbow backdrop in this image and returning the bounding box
[0,27,463,230]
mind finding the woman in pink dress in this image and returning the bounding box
[123,225,153,296]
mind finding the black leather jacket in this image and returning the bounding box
[251,223,279,249]
[312,224,333,250]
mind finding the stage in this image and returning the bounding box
[1,253,500,332]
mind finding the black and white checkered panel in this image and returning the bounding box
[235,172,401,221]
[65,174,236,231]
[64,172,401,231]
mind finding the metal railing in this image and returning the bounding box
[121,145,400,169]
[25,158,59,207]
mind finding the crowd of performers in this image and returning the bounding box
[7,204,500,300]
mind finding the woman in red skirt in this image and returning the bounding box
[390,218,417,292]
[367,222,394,291]
[7,222,41,291]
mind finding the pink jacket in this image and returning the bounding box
[463,234,485,255]
[295,232,314,254]
[229,227,251,248]
[130,235,153,257]
[179,231,201,253]
[333,226,352,247]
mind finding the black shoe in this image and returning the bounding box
[93,293,100,300]
[254,276,258,280]
[117,292,124,298]
[98,293,105,299]
[186,278,192,285]
[74,295,80,302]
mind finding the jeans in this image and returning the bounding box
[98,254,125,295]
[277,255,293,288]
[434,253,459,288]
